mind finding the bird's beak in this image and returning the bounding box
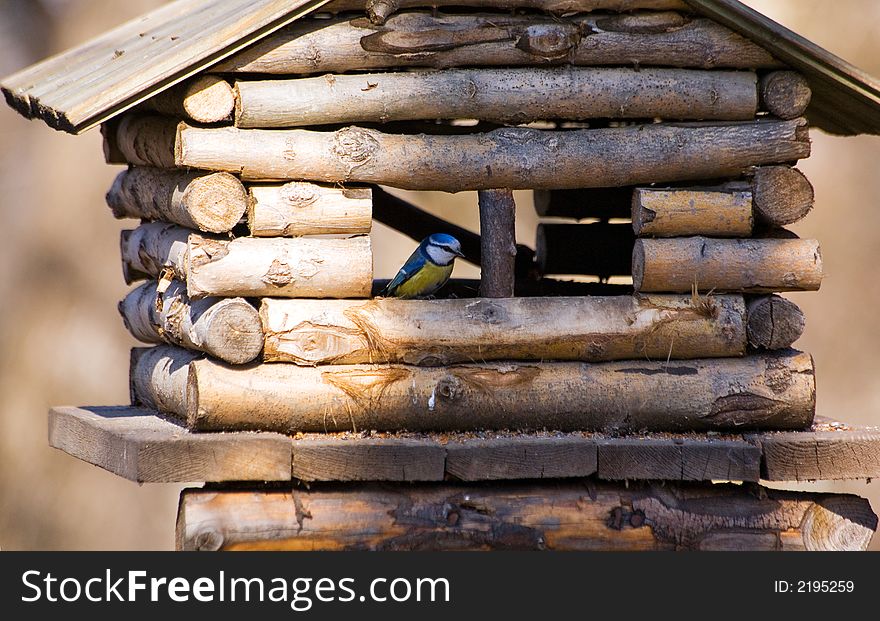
[454,249,466,258]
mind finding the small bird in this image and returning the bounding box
[382,234,465,299]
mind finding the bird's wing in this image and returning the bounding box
[383,247,425,295]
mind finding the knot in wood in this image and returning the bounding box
[333,127,379,169]
[280,181,320,207]
[436,375,462,401]
[465,300,507,325]
[192,527,224,551]
[515,24,579,59]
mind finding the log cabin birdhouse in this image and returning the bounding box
[5,0,880,550]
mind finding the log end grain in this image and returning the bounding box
[751,166,814,226]
[182,76,236,124]
[746,295,806,349]
[184,172,249,233]
[760,71,812,120]
[199,298,264,365]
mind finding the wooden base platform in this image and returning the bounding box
[175,481,878,551]
[50,406,880,484]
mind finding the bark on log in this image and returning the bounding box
[129,346,201,415]
[106,115,177,167]
[746,294,805,350]
[751,166,814,226]
[176,480,876,551]
[107,167,248,234]
[536,223,633,277]
[478,189,517,297]
[140,75,235,124]
[174,119,810,191]
[214,12,780,74]
[632,185,753,237]
[323,0,690,24]
[233,68,758,127]
[760,71,812,120]
[121,223,373,299]
[248,182,372,236]
[119,280,263,365]
[260,294,749,365]
[632,237,823,293]
[135,347,820,433]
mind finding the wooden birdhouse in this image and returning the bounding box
[5,0,880,550]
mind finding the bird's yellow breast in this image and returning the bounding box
[394,261,453,298]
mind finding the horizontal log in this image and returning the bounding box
[173,119,810,190]
[233,68,758,127]
[133,345,815,433]
[176,482,877,551]
[107,167,248,234]
[260,294,750,365]
[370,278,633,298]
[746,295,805,350]
[51,406,880,484]
[323,0,690,24]
[106,115,177,167]
[632,185,753,237]
[119,280,262,365]
[536,223,633,277]
[751,166,814,226]
[129,346,200,416]
[632,237,823,293]
[248,182,372,236]
[121,223,373,299]
[760,71,812,120]
[214,12,780,74]
[140,75,235,124]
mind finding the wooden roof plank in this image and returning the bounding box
[1,0,332,133]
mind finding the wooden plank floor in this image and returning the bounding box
[50,406,880,484]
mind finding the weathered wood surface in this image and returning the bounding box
[632,237,823,293]
[49,406,291,483]
[141,75,235,124]
[121,223,373,299]
[536,222,633,277]
[50,406,880,484]
[215,12,780,74]
[746,295,805,350]
[537,166,814,227]
[176,482,877,551]
[172,119,810,190]
[632,186,753,237]
[760,71,812,120]
[133,345,815,433]
[107,167,248,234]
[119,280,263,365]
[233,68,758,127]
[260,295,750,365]
[249,182,372,236]
[324,0,690,24]
[478,189,517,297]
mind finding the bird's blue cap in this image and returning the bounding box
[424,233,460,247]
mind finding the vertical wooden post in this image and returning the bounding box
[478,189,516,297]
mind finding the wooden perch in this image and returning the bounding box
[133,345,815,433]
[172,119,810,191]
[478,189,517,297]
[632,237,823,293]
[107,167,248,234]
[119,280,262,365]
[746,295,805,350]
[249,182,372,236]
[536,223,633,277]
[233,68,758,127]
[214,12,780,74]
[760,71,812,120]
[260,294,750,365]
[140,75,235,124]
[323,0,690,25]
[176,481,876,551]
[121,223,373,299]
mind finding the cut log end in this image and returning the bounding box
[760,71,812,120]
[751,166,814,226]
[746,295,805,349]
[200,298,264,365]
[184,172,249,233]
[182,76,236,124]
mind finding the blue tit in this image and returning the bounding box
[382,234,465,299]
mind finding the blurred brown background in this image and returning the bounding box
[0,0,877,550]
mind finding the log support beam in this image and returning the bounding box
[478,189,516,297]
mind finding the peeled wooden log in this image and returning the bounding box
[323,0,690,25]
[107,167,248,234]
[173,119,810,190]
[121,223,373,299]
[746,295,806,350]
[176,481,877,551]
[760,71,812,120]
[233,68,758,127]
[215,12,780,74]
[129,346,201,415]
[119,280,262,365]
[249,182,372,236]
[130,345,817,432]
[751,166,814,226]
[140,75,235,124]
[261,295,749,365]
[536,223,633,277]
[105,115,177,167]
[633,237,823,293]
[632,185,753,237]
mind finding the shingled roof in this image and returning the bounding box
[2,0,879,135]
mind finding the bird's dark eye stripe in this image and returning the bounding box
[438,244,455,252]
